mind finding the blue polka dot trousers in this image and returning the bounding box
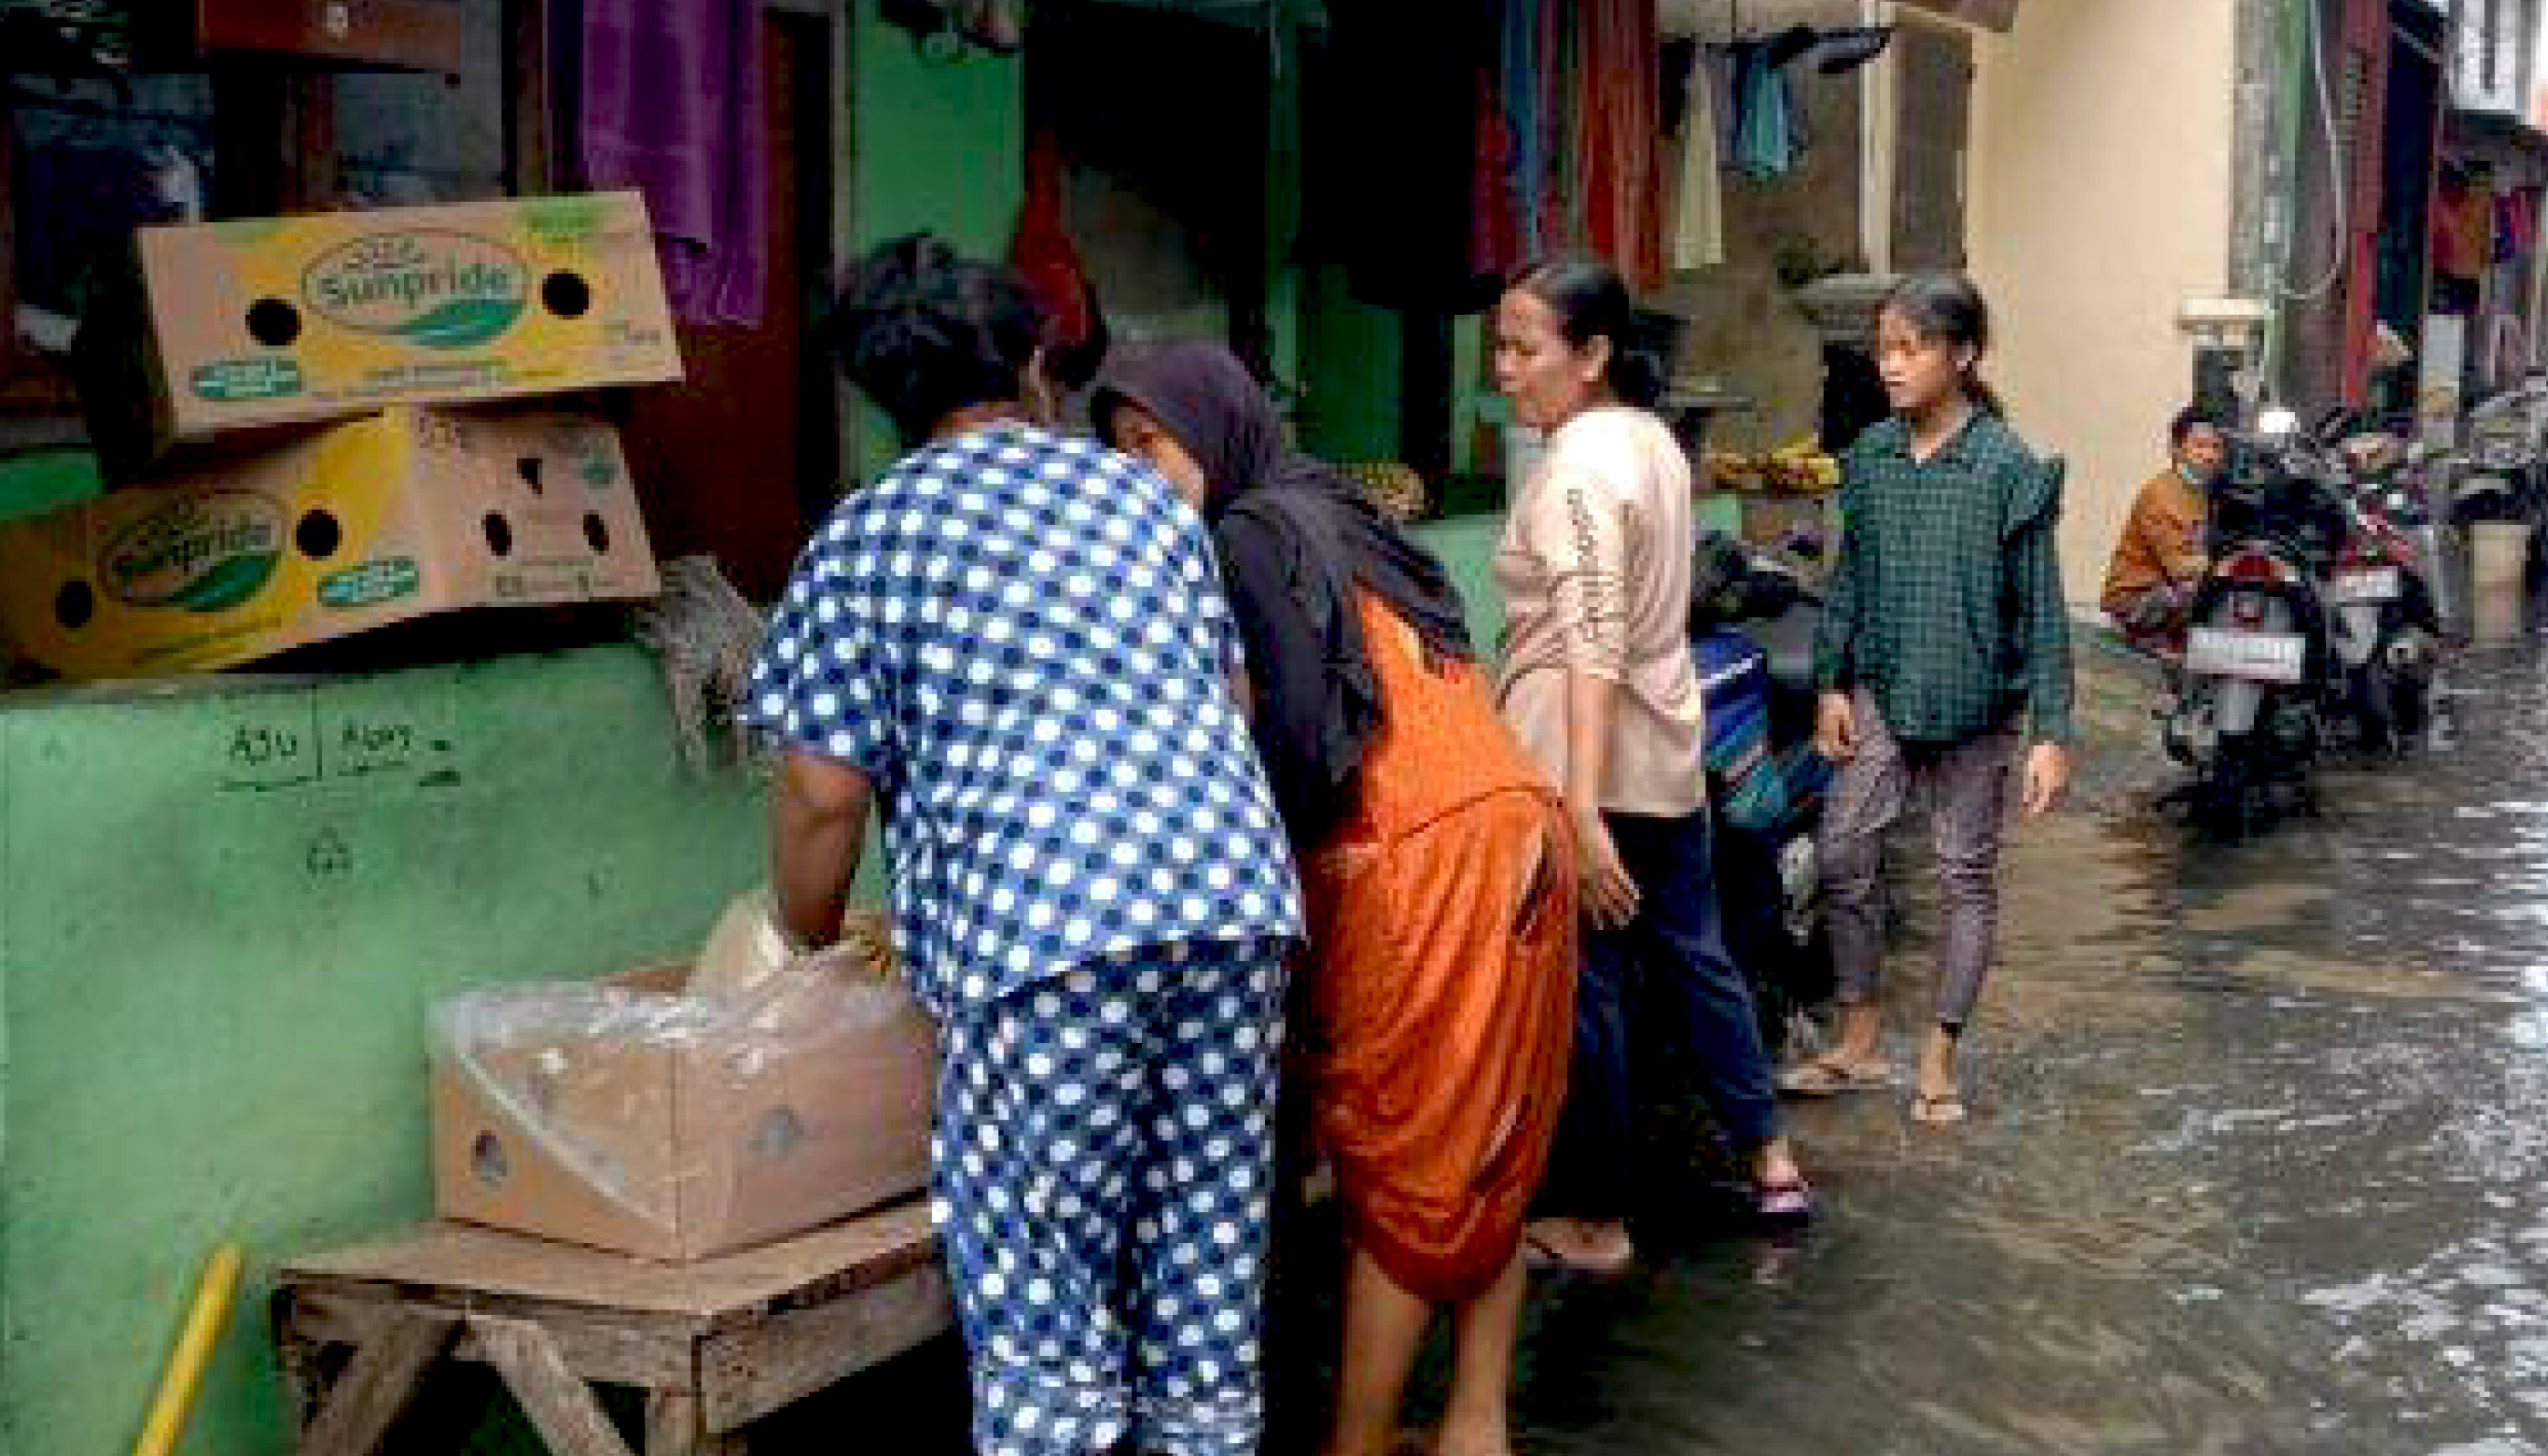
[934,937,1289,1456]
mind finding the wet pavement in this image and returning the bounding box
[737,646,2548,1455]
[1490,645,2548,1456]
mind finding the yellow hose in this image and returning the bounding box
[132,1241,244,1456]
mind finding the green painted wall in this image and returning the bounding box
[844,7,1028,480]
[0,649,765,1456]
[851,12,1025,257]
[0,510,1512,1456]
[1296,266,1403,465]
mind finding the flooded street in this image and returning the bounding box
[1498,647,2548,1456]
[746,649,2548,1456]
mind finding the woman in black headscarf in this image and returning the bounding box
[1097,343,1575,1456]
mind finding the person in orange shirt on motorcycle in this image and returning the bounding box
[2102,406,2229,661]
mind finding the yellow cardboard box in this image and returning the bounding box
[123,192,682,446]
[0,408,661,681]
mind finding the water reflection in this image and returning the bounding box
[1502,651,2548,1454]
[791,653,2548,1455]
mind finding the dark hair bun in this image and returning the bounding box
[826,233,1046,448]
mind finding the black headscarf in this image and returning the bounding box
[1094,342,1473,846]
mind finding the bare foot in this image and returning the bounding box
[1915,1026,1969,1126]
[1522,1216,1634,1274]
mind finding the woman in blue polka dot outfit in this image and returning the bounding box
[743,234,1305,1456]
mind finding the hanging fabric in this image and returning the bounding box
[1499,0,1546,255]
[579,0,769,326]
[1009,129,1109,391]
[1670,47,1725,271]
[1574,0,1664,289]
[1731,41,1797,181]
[1470,66,1528,283]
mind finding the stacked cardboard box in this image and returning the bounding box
[4,191,684,681]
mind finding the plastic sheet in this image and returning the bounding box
[430,898,936,1261]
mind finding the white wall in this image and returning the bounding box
[1965,0,2240,604]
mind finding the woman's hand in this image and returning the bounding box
[2021,742,2072,816]
[1815,693,1859,763]
[1574,807,1642,929]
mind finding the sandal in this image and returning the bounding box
[1755,1176,1816,1226]
[1910,1091,1968,1126]
[1776,1057,1897,1097]
[1522,1222,1637,1276]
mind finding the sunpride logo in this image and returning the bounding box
[102,490,286,613]
[303,229,530,349]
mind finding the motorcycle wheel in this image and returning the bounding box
[2199,733,2260,838]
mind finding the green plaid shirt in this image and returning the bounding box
[1813,412,2077,745]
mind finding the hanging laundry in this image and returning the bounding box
[1732,41,1797,182]
[2432,169,2492,287]
[1574,0,1664,289]
[1500,0,1547,260]
[1705,45,1741,157]
[1471,66,1528,283]
[1669,45,1724,271]
[1536,0,1577,256]
[1009,129,1109,391]
[580,0,768,326]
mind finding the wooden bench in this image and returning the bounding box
[271,1198,951,1455]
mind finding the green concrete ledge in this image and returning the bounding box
[2,643,765,1454]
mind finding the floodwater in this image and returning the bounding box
[744,650,2548,1455]
[1493,648,2548,1456]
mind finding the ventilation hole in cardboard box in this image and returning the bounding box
[55,581,94,630]
[296,510,342,561]
[541,271,593,319]
[247,298,303,348]
[516,456,545,494]
[471,1131,509,1188]
[482,512,514,558]
[583,512,611,554]
[750,1107,807,1161]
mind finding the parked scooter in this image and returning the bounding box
[1688,531,1835,1051]
[2452,375,2548,622]
[2323,427,2448,753]
[2163,409,2350,832]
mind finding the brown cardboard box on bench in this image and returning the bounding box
[430,943,937,1263]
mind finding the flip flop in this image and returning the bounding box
[1522,1227,1637,1277]
[1776,1058,1898,1097]
[1910,1091,1969,1126]
[1754,1176,1816,1226]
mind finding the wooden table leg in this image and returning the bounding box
[294,1308,457,1456]
[645,1390,748,1456]
[472,1315,641,1456]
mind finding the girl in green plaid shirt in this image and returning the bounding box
[1781,274,2075,1126]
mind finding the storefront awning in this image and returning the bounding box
[1896,0,2020,32]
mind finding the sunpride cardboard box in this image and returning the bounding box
[113,191,682,451]
[0,407,661,681]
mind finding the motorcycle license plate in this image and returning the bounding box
[2186,627,2308,683]
[2326,566,2402,604]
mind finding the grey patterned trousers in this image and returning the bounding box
[1817,690,2022,1027]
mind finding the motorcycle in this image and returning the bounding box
[2323,429,2448,753]
[1688,531,1835,1051]
[2164,410,2351,833]
[2452,376,2548,627]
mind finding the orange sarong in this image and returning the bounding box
[1302,594,1577,1304]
